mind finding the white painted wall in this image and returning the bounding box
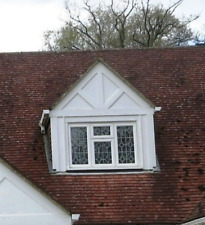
[0,160,72,225]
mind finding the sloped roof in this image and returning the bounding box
[50,58,156,111]
[0,47,204,224]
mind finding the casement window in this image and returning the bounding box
[40,60,161,173]
[68,122,140,169]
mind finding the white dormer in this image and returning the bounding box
[40,60,160,172]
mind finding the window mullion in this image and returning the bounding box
[88,124,93,167]
[133,122,138,166]
[113,123,118,166]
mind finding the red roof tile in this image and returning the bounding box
[0,47,205,224]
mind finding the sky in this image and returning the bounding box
[0,0,204,53]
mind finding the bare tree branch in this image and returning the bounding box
[110,0,137,47]
[83,0,103,48]
[66,6,101,48]
[44,0,199,51]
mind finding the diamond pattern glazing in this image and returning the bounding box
[117,126,135,164]
[93,126,110,136]
[94,142,112,164]
[71,127,88,165]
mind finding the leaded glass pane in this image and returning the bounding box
[94,142,112,164]
[117,126,135,164]
[93,126,110,136]
[71,127,88,165]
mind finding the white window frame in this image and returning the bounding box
[91,139,115,168]
[115,123,139,168]
[68,124,91,169]
[91,123,114,167]
[91,124,113,138]
[67,119,143,170]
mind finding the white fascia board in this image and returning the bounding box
[181,217,205,225]
[50,108,155,117]
[39,110,50,134]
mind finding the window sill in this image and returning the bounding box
[50,168,160,176]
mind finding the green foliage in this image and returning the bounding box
[44,0,198,51]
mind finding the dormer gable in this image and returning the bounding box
[50,60,154,117]
[40,60,160,173]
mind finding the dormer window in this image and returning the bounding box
[40,60,161,173]
[68,122,139,169]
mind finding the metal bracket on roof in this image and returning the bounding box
[154,107,162,112]
[39,110,50,134]
[72,214,80,224]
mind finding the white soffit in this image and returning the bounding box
[0,160,71,225]
[51,60,155,116]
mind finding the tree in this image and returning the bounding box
[44,0,198,51]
